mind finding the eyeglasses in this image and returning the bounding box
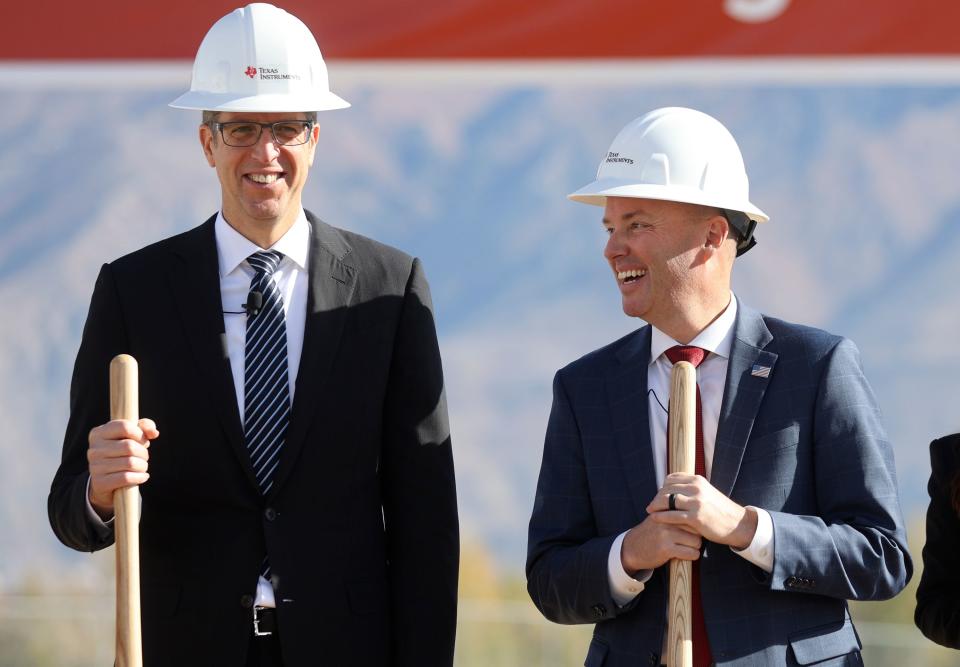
[213,120,314,147]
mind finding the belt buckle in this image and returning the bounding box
[253,606,274,637]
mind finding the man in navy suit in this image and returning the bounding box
[526,107,911,666]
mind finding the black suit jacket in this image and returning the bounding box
[49,212,459,666]
[915,434,960,649]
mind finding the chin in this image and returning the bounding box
[620,300,647,319]
[245,202,283,219]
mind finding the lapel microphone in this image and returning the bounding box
[223,291,264,316]
[243,291,264,317]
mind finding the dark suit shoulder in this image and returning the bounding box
[930,434,960,477]
[759,314,851,362]
[305,209,410,264]
[558,326,647,379]
[334,225,414,272]
[306,212,420,292]
[761,315,842,348]
[108,217,214,274]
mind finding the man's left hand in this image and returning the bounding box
[646,473,758,550]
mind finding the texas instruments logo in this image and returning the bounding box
[242,65,301,81]
[605,151,634,165]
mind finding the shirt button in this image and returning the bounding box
[240,594,254,609]
[264,507,277,521]
[759,549,768,558]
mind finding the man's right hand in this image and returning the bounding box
[87,418,159,520]
[620,515,702,575]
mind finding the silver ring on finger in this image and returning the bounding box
[668,492,677,511]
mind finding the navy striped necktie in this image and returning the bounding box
[244,250,290,496]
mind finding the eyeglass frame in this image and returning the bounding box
[209,119,316,147]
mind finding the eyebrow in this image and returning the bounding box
[601,210,647,225]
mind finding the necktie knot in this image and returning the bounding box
[665,344,706,368]
[247,250,284,277]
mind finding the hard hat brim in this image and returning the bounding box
[169,90,351,113]
[567,179,769,223]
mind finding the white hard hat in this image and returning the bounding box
[169,3,349,113]
[569,107,767,223]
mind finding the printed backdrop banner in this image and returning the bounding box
[3,0,960,60]
[2,1,959,588]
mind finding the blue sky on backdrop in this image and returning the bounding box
[2,69,960,584]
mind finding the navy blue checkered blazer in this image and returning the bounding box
[527,303,911,667]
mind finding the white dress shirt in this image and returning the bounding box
[86,209,311,609]
[216,210,309,424]
[218,211,310,608]
[607,294,775,606]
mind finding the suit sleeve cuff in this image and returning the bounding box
[84,475,115,535]
[731,506,774,572]
[608,531,651,606]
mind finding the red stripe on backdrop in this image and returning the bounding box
[4,0,960,59]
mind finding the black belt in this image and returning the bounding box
[253,606,277,637]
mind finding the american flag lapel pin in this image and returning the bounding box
[751,363,772,378]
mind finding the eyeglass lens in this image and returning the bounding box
[219,121,312,147]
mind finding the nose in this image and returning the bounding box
[604,228,626,262]
[250,127,281,162]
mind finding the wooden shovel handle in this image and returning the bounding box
[110,354,142,667]
[666,361,696,667]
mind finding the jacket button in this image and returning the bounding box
[264,507,277,521]
[785,576,797,588]
[648,652,659,665]
[240,594,254,609]
[591,604,607,618]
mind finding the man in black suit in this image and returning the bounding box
[48,4,458,665]
[915,434,960,649]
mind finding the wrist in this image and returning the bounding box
[620,531,635,575]
[731,506,758,550]
[89,491,115,520]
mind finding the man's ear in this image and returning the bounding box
[305,122,320,167]
[199,124,216,167]
[704,213,730,250]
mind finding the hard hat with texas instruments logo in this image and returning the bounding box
[169,3,349,113]
[569,107,767,255]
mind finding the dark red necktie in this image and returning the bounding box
[664,345,713,667]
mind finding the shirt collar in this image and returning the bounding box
[649,293,738,365]
[215,209,310,277]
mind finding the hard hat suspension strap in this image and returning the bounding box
[722,209,758,257]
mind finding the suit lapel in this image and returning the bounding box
[269,212,357,497]
[710,303,777,496]
[608,327,660,521]
[166,216,258,491]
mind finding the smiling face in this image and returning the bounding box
[200,111,319,247]
[602,197,735,341]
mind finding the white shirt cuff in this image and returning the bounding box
[608,531,651,606]
[84,475,114,527]
[730,506,774,572]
